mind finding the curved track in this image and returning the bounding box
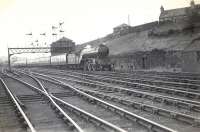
[2,72,84,132]
[18,67,200,132]
[4,71,132,132]
[14,69,178,132]
[0,74,35,132]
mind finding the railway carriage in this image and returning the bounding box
[13,44,112,71]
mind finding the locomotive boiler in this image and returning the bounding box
[79,44,111,71]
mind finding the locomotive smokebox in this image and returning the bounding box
[97,44,109,58]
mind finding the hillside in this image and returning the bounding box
[76,22,200,56]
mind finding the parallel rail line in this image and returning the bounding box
[124,71,200,80]
[34,72,200,111]
[24,71,178,132]
[44,69,200,91]
[58,71,200,101]
[78,71,200,91]
[6,72,128,132]
[31,68,200,86]
[31,72,200,126]
[30,70,200,106]
[65,70,200,92]
[99,71,200,85]
[0,78,36,132]
[4,73,84,132]
[30,72,129,132]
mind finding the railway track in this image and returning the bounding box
[81,71,200,90]
[2,73,85,132]
[92,71,200,85]
[0,74,35,132]
[28,69,200,105]
[32,68,200,91]
[61,70,200,93]
[17,69,199,107]
[4,71,140,132]
[122,70,200,81]
[29,70,200,110]
[15,68,200,132]
[27,68,200,84]
[32,72,200,123]
[14,69,178,132]
[31,71,200,111]
[64,71,200,100]
[15,68,200,129]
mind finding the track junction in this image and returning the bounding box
[1,67,200,132]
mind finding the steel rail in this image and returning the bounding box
[6,73,128,132]
[79,88,200,125]
[33,73,200,112]
[30,69,200,100]
[63,71,200,100]
[124,70,200,76]
[31,73,200,125]
[28,72,129,132]
[25,68,200,80]
[64,70,200,91]
[87,70,200,84]
[78,72,200,91]
[30,72,177,132]
[57,71,200,97]
[31,69,200,88]
[0,78,36,132]
[32,71,200,106]
[106,72,200,85]
[126,71,200,80]
[51,95,127,132]
[5,74,84,132]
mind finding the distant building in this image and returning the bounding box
[113,24,132,37]
[159,0,200,23]
[74,1,200,73]
[51,37,75,56]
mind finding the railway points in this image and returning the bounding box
[13,68,200,132]
[3,1,200,132]
[2,65,200,132]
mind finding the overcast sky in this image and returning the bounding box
[0,0,196,57]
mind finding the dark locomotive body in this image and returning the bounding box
[80,44,111,71]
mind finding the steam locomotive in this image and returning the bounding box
[78,44,111,71]
[13,44,112,71]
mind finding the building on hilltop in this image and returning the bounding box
[159,0,200,23]
[73,1,200,73]
[113,23,132,37]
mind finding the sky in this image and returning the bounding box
[0,0,196,58]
